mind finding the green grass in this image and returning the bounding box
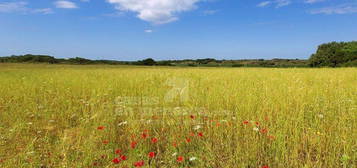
[0,63,356,167]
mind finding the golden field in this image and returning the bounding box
[0,63,356,168]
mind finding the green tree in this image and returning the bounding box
[142,58,156,66]
[309,41,357,67]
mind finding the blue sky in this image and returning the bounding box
[1,0,357,61]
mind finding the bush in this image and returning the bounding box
[309,41,357,67]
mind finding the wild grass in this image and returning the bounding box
[0,63,356,167]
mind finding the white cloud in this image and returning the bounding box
[305,0,325,4]
[144,29,153,33]
[310,4,357,14]
[275,0,291,8]
[55,1,78,9]
[0,1,27,13]
[0,1,53,14]
[257,0,291,8]
[106,0,202,24]
[32,8,54,14]
[257,1,271,7]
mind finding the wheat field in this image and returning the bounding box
[0,64,356,168]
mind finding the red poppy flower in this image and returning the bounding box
[255,121,260,126]
[172,142,177,147]
[112,158,121,164]
[151,137,158,143]
[142,132,149,139]
[190,115,195,119]
[131,141,137,148]
[189,132,195,137]
[261,165,270,168]
[102,140,109,144]
[243,120,249,125]
[115,149,121,154]
[186,138,191,143]
[148,152,156,158]
[120,155,127,160]
[216,122,221,127]
[101,155,107,159]
[134,160,144,167]
[198,132,203,137]
[93,162,98,166]
[97,126,105,130]
[177,156,184,162]
[260,128,268,134]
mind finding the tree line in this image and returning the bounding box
[1,41,356,67]
[0,55,309,67]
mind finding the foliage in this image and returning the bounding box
[67,57,92,64]
[133,58,157,66]
[0,55,308,67]
[309,41,357,67]
[0,55,126,65]
[0,54,59,64]
[2,41,357,67]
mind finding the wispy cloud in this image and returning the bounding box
[106,0,203,24]
[275,0,291,8]
[304,0,325,4]
[144,29,153,33]
[0,1,27,13]
[103,11,124,17]
[257,0,291,8]
[32,8,53,14]
[202,9,218,15]
[0,1,53,14]
[257,1,272,7]
[310,3,357,14]
[54,1,78,9]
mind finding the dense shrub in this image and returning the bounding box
[309,41,357,67]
